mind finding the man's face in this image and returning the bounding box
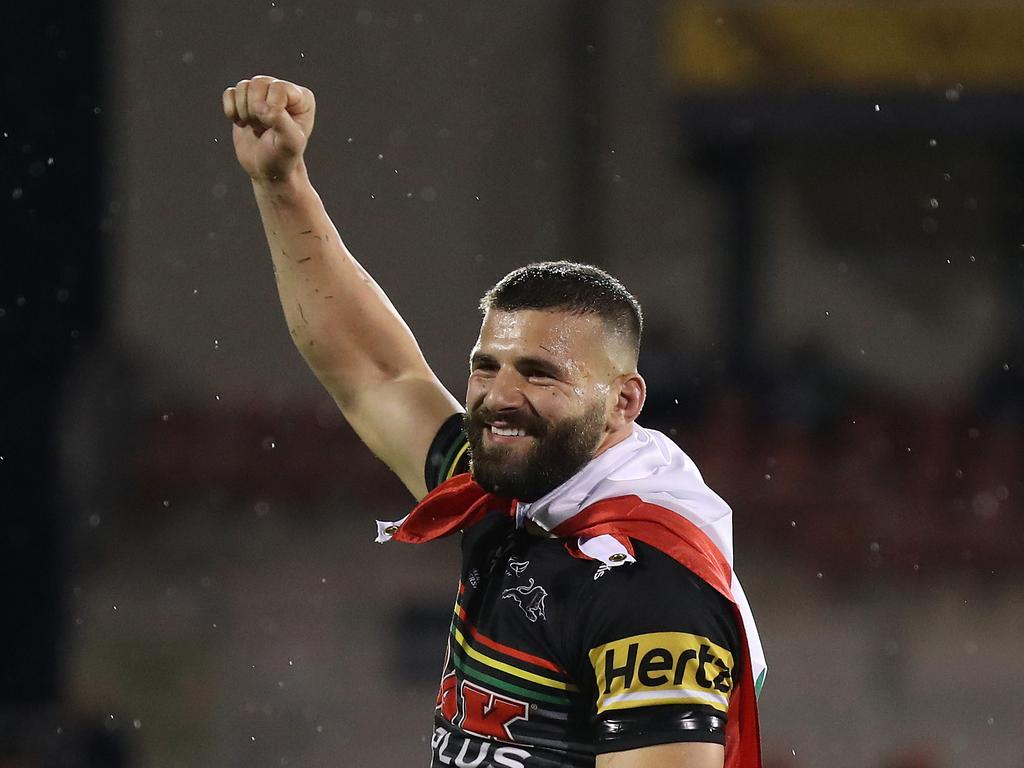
[465,309,619,501]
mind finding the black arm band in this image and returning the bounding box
[596,706,727,753]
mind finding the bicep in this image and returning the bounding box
[339,373,463,500]
[596,742,723,768]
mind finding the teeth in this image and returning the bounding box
[491,425,526,437]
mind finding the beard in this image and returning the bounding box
[464,400,606,502]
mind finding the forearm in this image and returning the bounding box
[252,164,432,405]
[225,76,460,498]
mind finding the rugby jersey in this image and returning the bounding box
[424,414,741,767]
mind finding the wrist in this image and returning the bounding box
[251,161,312,203]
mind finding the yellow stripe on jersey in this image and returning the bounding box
[453,626,578,692]
[444,440,470,481]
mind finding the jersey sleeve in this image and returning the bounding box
[424,412,471,492]
[573,542,741,754]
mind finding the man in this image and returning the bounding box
[222,76,765,768]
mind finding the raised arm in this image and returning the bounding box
[222,76,462,499]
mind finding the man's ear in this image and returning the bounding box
[614,373,646,425]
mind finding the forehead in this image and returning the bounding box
[475,309,609,363]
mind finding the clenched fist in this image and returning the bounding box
[222,76,315,183]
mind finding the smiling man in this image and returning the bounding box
[223,76,765,768]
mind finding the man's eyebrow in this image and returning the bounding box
[469,352,566,377]
[515,355,565,377]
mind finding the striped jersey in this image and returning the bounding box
[425,415,740,767]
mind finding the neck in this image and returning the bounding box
[592,422,635,459]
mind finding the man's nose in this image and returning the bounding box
[483,367,525,412]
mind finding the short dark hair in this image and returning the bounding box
[480,261,643,356]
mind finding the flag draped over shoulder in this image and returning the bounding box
[377,423,766,767]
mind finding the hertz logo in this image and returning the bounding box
[588,632,733,714]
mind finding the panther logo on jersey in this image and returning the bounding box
[501,578,548,622]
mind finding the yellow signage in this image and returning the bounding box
[589,631,733,714]
[665,1,1024,93]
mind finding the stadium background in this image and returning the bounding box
[3,1,1023,766]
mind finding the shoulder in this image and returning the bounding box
[424,412,470,491]
[576,542,741,751]
[582,541,739,652]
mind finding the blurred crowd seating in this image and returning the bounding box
[133,348,1023,580]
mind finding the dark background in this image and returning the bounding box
[3,2,1023,767]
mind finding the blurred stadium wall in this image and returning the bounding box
[4,1,1022,767]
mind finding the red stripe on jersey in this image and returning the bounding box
[455,603,567,676]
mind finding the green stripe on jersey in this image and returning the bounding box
[451,647,572,707]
